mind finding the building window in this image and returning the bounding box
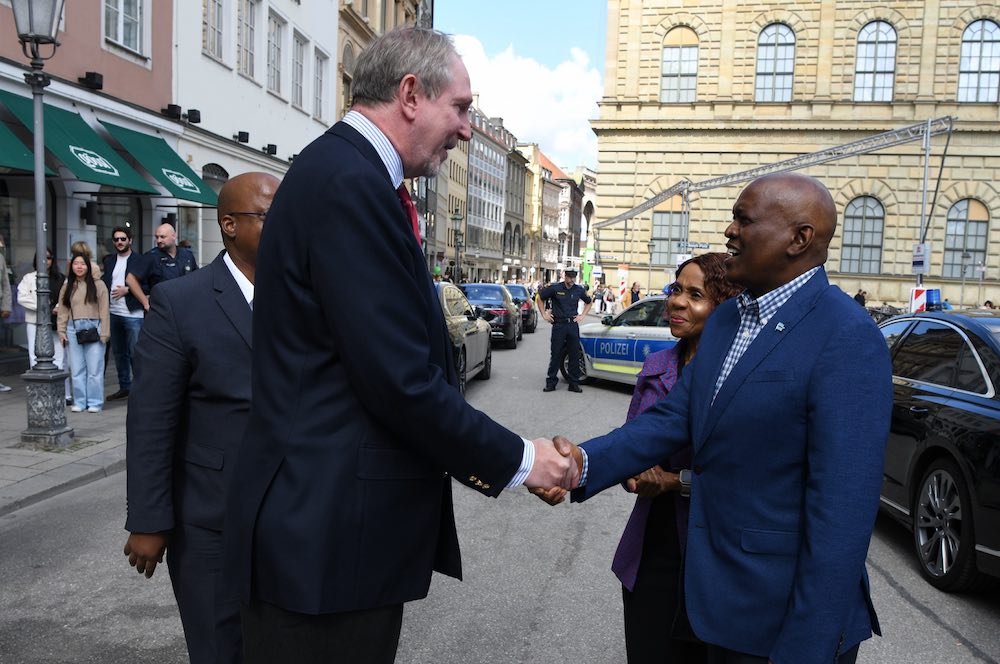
[202,0,224,59]
[267,13,284,93]
[661,27,698,104]
[104,0,142,52]
[314,50,329,119]
[651,205,688,266]
[854,21,896,102]
[840,196,884,274]
[943,199,989,278]
[292,34,307,109]
[755,23,795,103]
[958,19,1000,103]
[341,43,355,117]
[237,0,257,78]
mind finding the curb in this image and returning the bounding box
[0,454,126,518]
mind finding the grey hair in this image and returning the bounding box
[351,27,458,106]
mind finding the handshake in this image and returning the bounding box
[524,435,583,506]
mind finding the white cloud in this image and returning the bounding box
[454,35,602,170]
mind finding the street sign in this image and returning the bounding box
[677,241,711,250]
[912,243,928,275]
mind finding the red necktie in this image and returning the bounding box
[396,184,421,244]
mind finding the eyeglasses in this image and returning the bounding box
[113,237,129,242]
[229,211,268,221]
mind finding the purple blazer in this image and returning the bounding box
[611,346,694,591]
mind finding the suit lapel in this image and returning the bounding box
[697,271,829,445]
[213,255,253,349]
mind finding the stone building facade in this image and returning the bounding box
[593,0,1000,307]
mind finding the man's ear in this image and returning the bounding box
[787,223,815,257]
[398,74,420,121]
[219,215,237,240]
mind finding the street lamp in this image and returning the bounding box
[960,251,972,308]
[646,240,656,297]
[12,0,73,446]
[451,207,464,283]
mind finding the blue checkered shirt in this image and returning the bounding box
[712,266,822,402]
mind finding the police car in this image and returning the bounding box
[562,294,677,385]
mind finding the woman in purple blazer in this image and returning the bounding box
[614,252,741,663]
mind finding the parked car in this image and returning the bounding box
[877,309,1000,591]
[504,283,537,333]
[435,282,492,395]
[562,295,677,385]
[460,283,522,349]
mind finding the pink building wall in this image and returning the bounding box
[0,1,173,112]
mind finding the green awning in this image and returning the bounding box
[101,121,218,206]
[0,119,38,172]
[0,90,156,193]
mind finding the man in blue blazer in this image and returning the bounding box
[564,173,892,664]
[123,172,279,664]
[225,28,576,663]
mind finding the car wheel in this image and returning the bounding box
[476,344,492,380]
[456,348,467,396]
[517,320,523,341]
[560,343,593,385]
[912,458,987,592]
[505,325,518,349]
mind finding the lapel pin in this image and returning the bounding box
[775,322,785,332]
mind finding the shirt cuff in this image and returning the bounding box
[579,447,589,487]
[505,437,535,488]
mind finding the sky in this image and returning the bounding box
[434,0,607,171]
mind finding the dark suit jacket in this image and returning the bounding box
[573,269,892,664]
[101,252,145,313]
[227,121,524,615]
[125,252,253,534]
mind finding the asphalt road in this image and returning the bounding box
[0,322,997,663]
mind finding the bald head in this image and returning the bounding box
[724,173,837,297]
[154,223,177,253]
[218,172,280,283]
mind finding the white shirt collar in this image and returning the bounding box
[223,252,254,307]
[342,110,404,188]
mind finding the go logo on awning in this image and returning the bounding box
[162,169,201,194]
[69,145,119,177]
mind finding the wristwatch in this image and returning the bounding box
[678,469,692,498]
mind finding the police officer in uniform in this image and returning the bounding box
[129,223,198,306]
[536,268,592,393]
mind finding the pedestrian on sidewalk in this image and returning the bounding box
[57,253,109,413]
[0,236,11,392]
[16,249,69,400]
[123,172,279,664]
[101,227,145,402]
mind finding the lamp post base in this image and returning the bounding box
[21,368,73,447]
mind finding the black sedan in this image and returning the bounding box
[504,283,538,333]
[435,282,492,395]
[877,310,1000,591]
[460,283,522,349]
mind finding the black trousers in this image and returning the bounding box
[705,643,859,664]
[241,598,403,664]
[546,321,581,386]
[166,523,243,664]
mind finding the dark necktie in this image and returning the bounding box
[396,184,421,244]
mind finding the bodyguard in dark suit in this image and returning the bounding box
[226,28,576,664]
[559,174,892,664]
[123,172,280,664]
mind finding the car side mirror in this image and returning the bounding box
[601,315,613,326]
[511,297,522,305]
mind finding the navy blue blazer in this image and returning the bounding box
[101,251,145,313]
[125,252,252,534]
[226,121,524,615]
[574,269,892,664]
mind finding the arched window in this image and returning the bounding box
[840,196,884,274]
[944,199,989,277]
[661,27,698,103]
[854,21,897,102]
[958,19,1000,102]
[755,23,795,102]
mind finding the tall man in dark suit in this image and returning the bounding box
[123,172,280,664]
[226,28,577,663]
[554,173,892,664]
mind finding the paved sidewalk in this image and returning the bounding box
[0,367,128,517]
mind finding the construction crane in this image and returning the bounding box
[593,116,954,230]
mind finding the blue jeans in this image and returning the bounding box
[67,319,105,410]
[110,313,143,391]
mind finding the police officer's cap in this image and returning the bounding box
[564,268,578,276]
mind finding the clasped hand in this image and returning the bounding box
[525,435,582,505]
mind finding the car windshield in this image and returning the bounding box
[462,285,505,304]
[506,285,528,298]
